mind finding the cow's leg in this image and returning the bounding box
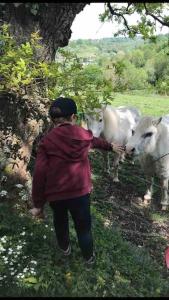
[144,176,153,204]
[120,152,125,163]
[103,152,110,174]
[160,178,169,211]
[112,153,120,182]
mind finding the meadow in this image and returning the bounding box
[112,91,169,116]
[0,91,169,297]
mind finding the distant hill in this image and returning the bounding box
[66,35,168,59]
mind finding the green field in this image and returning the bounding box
[110,91,169,116]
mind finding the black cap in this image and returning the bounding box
[49,97,77,119]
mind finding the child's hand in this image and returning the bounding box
[29,208,44,219]
[111,143,125,154]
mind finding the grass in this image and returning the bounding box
[149,212,169,223]
[110,91,169,116]
[1,90,169,296]
[0,197,169,297]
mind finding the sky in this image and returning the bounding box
[70,3,169,40]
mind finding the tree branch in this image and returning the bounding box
[107,3,131,31]
[144,3,169,27]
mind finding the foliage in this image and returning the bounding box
[0,24,113,112]
[100,3,169,40]
[0,24,46,93]
[68,34,169,95]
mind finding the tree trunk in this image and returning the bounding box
[0,92,51,203]
[1,3,87,61]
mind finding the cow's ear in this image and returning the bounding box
[152,117,162,127]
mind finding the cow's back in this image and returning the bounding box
[103,105,140,144]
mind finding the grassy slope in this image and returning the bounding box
[0,191,168,297]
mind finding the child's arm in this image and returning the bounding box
[91,136,125,154]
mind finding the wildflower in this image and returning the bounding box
[1,236,7,242]
[0,246,5,252]
[0,190,8,197]
[43,235,47,239]
[23,267,28,273]
[20,232,26,236]
[15,184,24,189]
[31,260,37,265]
[21,195,28,201]
[17,245,22,250]
[1,175,7,182]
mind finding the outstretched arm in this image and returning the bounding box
[91,136,125,153]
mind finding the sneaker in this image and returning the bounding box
[60,245,71,256]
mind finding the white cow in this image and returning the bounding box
[125,115,169,210]
[85,105,141,182]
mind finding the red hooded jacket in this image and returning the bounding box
[32,123,112,208]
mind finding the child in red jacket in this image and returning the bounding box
[30,97,124,266]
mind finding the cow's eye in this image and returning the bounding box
[143,132,153,138]
[132,129,135,136]
[99,119,102,122]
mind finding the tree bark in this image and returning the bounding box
[0,92,51,202]
[1,3,88,61]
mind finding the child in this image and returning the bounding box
[30,97,124,266]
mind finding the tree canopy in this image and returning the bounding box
[100,3,169,40]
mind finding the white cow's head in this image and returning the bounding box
[85,107,105,137]
[125,116,162,156]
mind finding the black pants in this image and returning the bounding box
[49,194,93,260]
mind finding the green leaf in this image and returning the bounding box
[24,276,38,284]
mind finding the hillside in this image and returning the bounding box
[66,35,168,59]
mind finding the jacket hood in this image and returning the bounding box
[44,124,93,161]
